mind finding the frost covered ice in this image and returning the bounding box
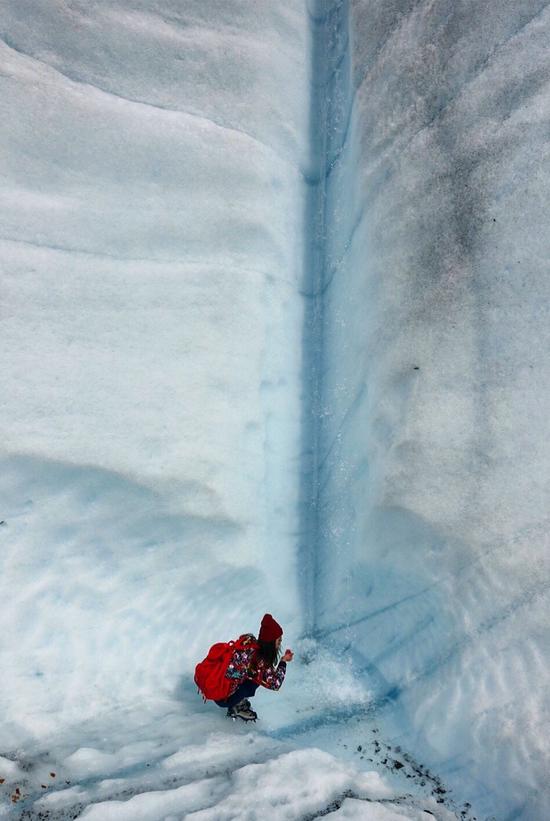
[1,0,550,819]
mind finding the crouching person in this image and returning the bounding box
[195,613,293,722]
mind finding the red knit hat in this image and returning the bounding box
[259,613,283,643]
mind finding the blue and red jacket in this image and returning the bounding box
[225,634,287,695]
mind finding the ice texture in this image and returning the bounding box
[1,1,550,819]
[0,0,308,734]
[312,1,550,818]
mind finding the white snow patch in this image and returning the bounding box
[77,748,399,821]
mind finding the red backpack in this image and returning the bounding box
[194,636,249,701]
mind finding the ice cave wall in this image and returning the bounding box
[312,1,550,817]
[0,0,309,739]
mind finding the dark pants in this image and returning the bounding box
[215,679,259,708]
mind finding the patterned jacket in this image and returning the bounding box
[225,633,287,694]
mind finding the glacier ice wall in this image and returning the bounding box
[312,1,550,818]
[0,0,310,738]
[2,1,550,817]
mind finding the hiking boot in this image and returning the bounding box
[234,697,253,711]
[227,700,258,722]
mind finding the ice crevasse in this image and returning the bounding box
[1,1,549,819]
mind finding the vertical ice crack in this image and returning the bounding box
[299,0,350,635]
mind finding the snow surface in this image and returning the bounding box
[1,0,550,819]
[0,659,459,820]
